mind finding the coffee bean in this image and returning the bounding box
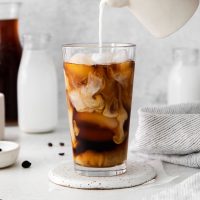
[59,142,65,146]
[0,148,2,152]
[58,153,65,156]
[48,143,53,147]
[22,160,31,168]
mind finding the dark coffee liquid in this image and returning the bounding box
[0,19,22,124]
[73,109,130,155]
[64,60,134,167]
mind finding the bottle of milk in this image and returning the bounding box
[168,48,200,105]
[17,34,58,133]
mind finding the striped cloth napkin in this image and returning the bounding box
[131,103,200,168]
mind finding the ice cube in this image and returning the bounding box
[69,90,86,111]
[81,72,104,96]
[69,88,105,113]
[83,95,104,112]
[103,97,119,118]
[69,53,93,65]
[112,50,129,63]
[92,52,113,64]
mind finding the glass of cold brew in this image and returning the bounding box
[63,43,136,176]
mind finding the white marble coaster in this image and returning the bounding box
[48,161,156,189]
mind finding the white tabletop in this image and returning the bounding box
[0,120,199,200]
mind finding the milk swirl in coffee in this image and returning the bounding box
[64,52,134,167]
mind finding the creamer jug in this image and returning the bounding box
[102,0,199,38]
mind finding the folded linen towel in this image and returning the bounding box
[131,103,200,168]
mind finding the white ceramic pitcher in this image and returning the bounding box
[103,0,199,38]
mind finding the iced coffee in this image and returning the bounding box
[63,44,135,176]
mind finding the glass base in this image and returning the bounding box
[74,162,127,177]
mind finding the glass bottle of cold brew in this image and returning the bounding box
[0,3,22,124]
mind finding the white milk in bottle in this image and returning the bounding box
[168,48,200,104]
[18,34,58,133]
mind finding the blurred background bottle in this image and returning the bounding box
[18,33,58,133]
[168,48,200,104]
[0,93,5,140]
[0,2,22,124]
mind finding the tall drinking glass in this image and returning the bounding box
[63,43,136,176]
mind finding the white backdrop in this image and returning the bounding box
[17,0,200,119]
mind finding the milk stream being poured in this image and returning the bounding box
[67,0,132,65]
[99,0,130,48]
[99,0,106,48]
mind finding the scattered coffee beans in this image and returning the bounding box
[47,142,65,157]
[22,160,31,168]
[59,142,65,146]
[48,143,53,147]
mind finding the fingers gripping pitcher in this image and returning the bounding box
[63,44,135,176]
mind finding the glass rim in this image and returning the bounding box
[62,43,136,49]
